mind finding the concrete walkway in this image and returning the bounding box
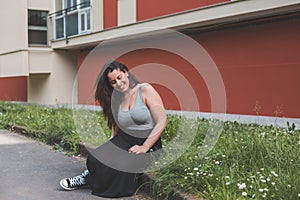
[0,130,151,200]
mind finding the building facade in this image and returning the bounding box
[1,0,300,122]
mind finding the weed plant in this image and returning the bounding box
[0,102,299,199]
[0,102,81,152]
[153,120,300,200]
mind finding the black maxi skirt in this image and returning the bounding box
[86,129,162,198]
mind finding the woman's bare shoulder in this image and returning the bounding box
[140,83,156,93]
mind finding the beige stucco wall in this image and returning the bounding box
[28,51,78,105]
[0,51,29,77]
[29,48,52,74]
[0,0,77,105]
[92,0,104,32]
[27,0,78,105]
[0,0,53,77]
[28,0,52,11]
[0,0,27,54]
[0,0,28,77]
[118,0,136,26]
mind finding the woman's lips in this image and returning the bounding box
[118,84,126,91]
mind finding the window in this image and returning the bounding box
[28,10,48,45]
[66,13,79,36]
[66,0,77,11]
[79,9,90,32]
[52,0,91,39]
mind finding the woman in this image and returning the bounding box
[60,61,167,198]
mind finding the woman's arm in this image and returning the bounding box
[128,83,167,154]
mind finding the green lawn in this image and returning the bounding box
[0,102,299,199]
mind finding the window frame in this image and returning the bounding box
[28,9,49,46]
[53,0,92,40]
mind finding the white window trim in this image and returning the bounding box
[28,26,48,31]
[53,14,66,39]
[78,6,92,34]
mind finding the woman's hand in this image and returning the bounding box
[128,145,149,154]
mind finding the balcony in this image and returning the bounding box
[50,0,91,40]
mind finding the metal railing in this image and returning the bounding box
[49,1,92,42]
[49,1,91,18]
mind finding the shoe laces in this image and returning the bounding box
[68,172,88,188]
[81,169,89,177]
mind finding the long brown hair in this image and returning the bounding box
[94,61,139,129]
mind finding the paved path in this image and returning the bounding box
[0,130,151,200]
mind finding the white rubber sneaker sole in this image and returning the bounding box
[60,179,75,191]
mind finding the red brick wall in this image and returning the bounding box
[137,0,229,21]
[103,0,118,29]
[102,0,229,29]
[0,77,27,101]
[193,17,300,118]
[77,17,300,118]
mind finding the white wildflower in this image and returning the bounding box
[271,171,278,177]
[242,192,247,197]
[237,183,246,190]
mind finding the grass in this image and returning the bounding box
[153,121,300,199]
[0,101,299,199]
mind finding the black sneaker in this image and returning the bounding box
[60,169,89,190]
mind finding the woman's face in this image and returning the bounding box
[107,68,130,93]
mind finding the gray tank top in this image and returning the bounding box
[117,84,154,137]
